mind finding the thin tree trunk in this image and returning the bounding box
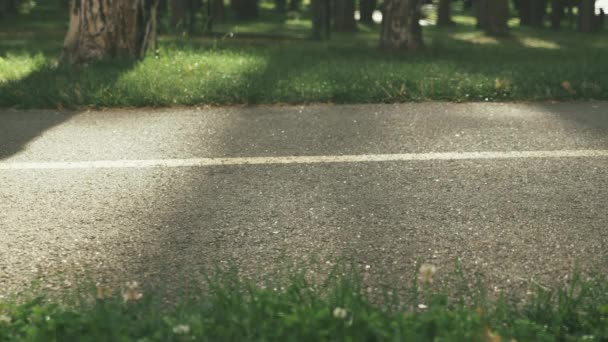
[62,0,159,64]
[578,0,596,32]
[550,0,564,29]
[334,0,357,31]
[437,0,453,26]
[359,0,376,24]
[476,0,509,36]
[170,0,188,29]
[275,0,286,13]
[0,0,17,16]
[311,0,331,39]
[528,0,547,27]
[210,0,225,22]
[232,0,258,19]
[379,0,423,50]
[289,0,300,11]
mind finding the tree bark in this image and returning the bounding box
[359,0,376,24]
[379,0,422,50]
[334,0,357,31]
[476,0,509,36]
[578,0,596,32]
[62,0,159,64]
[550,0,564,29]
[211,0,225,22]
[0,0,18,17]
[518,0,547,27]
[275,0,286,13]
[437,0,453,26]
[170,0,188,29]
[311,0,331,39]
[289,0,300,11]
[231,0,258,19]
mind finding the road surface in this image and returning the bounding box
[1,102,607,298]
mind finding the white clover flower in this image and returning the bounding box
[122,281,143,302]
[173,324,191,334]
[333,307,348,319]
[0,314,11,324]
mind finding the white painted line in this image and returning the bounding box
[0,150,607,170]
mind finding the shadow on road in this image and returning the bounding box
[114,102,608,298]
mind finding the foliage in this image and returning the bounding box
[1,268,607,341]
[0,2,607,108]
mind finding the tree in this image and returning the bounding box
[0,0,19,17]
[311,0,331,39]
[550,0,565,29]
[437,0,453,26]
[379,0,423,50]
[289,0,300,11]
[275,0,286,13]
[359,0,377,24]
[515,0,547,27]
[334,0,356,31]
[210,0,225,23]
[231,0,258,19]
[62,0,159,64]
[169,0,201,33]
[476,0,509,36]
[170,0,188,29]
[578,0,596,32]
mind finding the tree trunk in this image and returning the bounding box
[530,0,547,27]
[437,0,453,26]
[62,0,159,64]
[334,0,357,31]
[359,0,376,24]
[289,0,300,11]
[231,0,258,19]
[379,0,422,50]
[275,0,286,13]
[211,0,225,22]
[170,0,188,29]
[476,0,509,36]
[0,0,17,17]
[550,0,564,29]
[311,0,331,39]
[578,0,596,32]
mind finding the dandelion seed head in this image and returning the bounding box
[333,307,348,319]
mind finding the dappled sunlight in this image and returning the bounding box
[516,36,560,50]
[0,52,48,83]
[450,32,499,45]
[113,49,271,105]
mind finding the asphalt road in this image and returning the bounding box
[1,102,607,298]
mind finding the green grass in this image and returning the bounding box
[1,267,607,341]
[0,3,607,109]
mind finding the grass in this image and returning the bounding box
[0,3,607,109]
[1,266,607,341]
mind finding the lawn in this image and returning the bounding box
[1,266,607,341]
[0,3,607,108]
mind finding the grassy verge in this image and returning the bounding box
[0,4,607,109]
[1,267,607,341]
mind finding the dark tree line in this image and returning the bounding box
[55,0,605,64]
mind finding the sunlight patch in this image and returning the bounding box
[518,37,560,50]
[450,32,499,45]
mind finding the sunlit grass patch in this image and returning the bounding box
[0,3,607,108]
[0,53,49,83]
